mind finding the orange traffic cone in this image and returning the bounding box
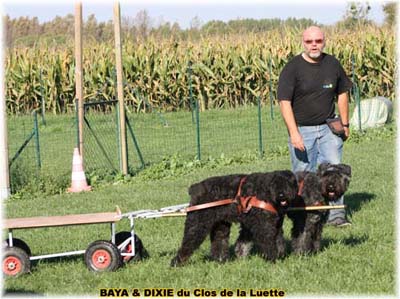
[67,147,92,193]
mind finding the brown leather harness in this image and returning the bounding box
[297,179,304,196]
[185,177,278,215]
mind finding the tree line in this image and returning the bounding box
[4,12,316,48]
[4,2,396,48]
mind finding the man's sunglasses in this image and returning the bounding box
[304,39,324,45]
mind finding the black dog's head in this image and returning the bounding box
[269,170,298,209]
[317,163,351,201]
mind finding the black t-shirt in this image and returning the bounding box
[277,53,352,126]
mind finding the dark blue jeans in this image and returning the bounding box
[288,124,345,220]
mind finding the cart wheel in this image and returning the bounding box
[85,240,122,272]
[4,238,31,256]
[3,247,31,277]
[114,231,146,263]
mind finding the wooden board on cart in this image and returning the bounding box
[4,209,122,230]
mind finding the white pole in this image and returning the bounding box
[0,15,10,200]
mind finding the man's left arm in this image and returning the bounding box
[338,92,350,139]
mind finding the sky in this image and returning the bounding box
[2,0,389,29]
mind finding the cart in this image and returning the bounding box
[2,204,189,276]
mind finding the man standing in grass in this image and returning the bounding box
[277,26,352,227]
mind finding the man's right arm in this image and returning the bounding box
[279,100,305,151]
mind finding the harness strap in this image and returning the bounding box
[236,177,278,215]
[185,199,235,212]
[241,196,278,214]
[235,177,249,213]
[236,177,247,198]
[185,176,278,215]
[297,179,304,196]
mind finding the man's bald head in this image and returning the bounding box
[302,26,325,61]
[302,26,325,41]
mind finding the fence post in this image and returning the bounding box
[268,57,274,120]
[188,61,195,124]
[116,105,121,171]
[114,2,128,175]
[257,96,264,158]
[33,111,41,169]
[74,2,84,158]
[39,69,46,125]
[75,100,80,148]
[195,95,201,161]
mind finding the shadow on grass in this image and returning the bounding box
[30,254,83,269]
[320,233,369,252]
[345,192,375,217]
[158,231,369,265]
[225,240,295,262]
[222,231,369,261]
[342,233,369,246]
[27,253,150,275]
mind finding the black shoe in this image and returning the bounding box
[327,218,352,227]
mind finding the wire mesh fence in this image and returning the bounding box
[83,101,120,174]
[82,98,288,173]
[8,97,291,195]
[8,112,76,194]
[8,113,39,193]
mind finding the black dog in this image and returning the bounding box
[170,171,298,266]
[288,163,352,255]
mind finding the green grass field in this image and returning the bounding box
[4,108,396,297]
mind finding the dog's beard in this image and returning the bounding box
[322,180,347,201]
[272,191,293,208]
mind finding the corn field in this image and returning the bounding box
[5,26,395,114]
